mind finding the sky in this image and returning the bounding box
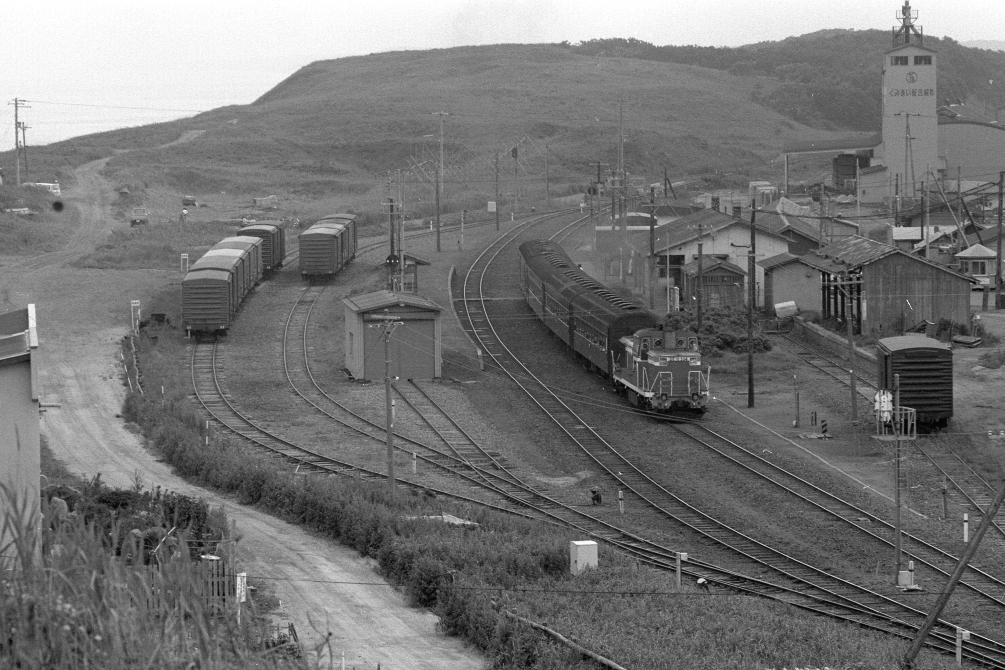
[1,0,1003,151]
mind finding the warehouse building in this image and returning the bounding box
[343,291,442,381]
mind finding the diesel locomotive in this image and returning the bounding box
[518,239,709,414]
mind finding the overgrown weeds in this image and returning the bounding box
[116,320,957,668]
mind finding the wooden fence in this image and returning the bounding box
[139,558,238,614]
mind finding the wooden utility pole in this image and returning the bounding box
[748,202,756,407]
[843,272,858,421]
[997,172,1004,307]
[696,220,704,335]
[902,478,1005,668]
[894,374,903,577]
[20,123,29,182]
[8,98,29,186]
[512,145,519,217]
[370,312,403,500]
[494,152,500,231]
[432,111,448,252]
[545,142,550,208]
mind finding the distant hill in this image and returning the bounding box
[19,29,1004,214]
[965,40,1005,52]
[16,43,865,214]
[571,32,1005,131]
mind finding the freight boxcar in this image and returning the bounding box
[298,214,358,279]
[182,269,234,332]
[238,223,286,271]
[876,335,953,428]
[215,236,264,288]
[199,249,248,303]
[188,255,243,321]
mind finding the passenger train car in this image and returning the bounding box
[298,213,358,279]
[518,239,709,414]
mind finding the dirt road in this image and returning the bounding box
[0,154,487,669]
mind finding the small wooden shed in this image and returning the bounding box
[343,291,442,381]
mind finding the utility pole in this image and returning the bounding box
[432,111,448,252]
[512,145,519,217]
[20,123,29,182]
[893,374,903,578]
[494,152,500,231]
[902,478,1005,668]
[545,143,550,208]
[8,98,29,187]
[997,172,1004,308]
[843,272,858,420]
[696,220,704,335]
[370,311,403,500]
[748,202,756,408]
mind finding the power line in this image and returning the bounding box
[24,99,207,114]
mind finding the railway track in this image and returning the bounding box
[190,335,526,514]
[774,332,878,400]
[453,219,1005,666]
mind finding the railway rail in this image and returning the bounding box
[453,219,1005,666]
[773,332,878,400]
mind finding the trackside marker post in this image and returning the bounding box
[675,552,687,588]
[618,490,624,515]
[964,513,969,542]
[412,452,417,474]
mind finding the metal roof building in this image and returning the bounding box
[343,291,443,381]
[0,305,41,562]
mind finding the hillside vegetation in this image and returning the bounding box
[572,32,1005,131]
[7,30,1004,219]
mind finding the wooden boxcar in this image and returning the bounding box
[200,249,249,302]
[876,335,953,427]
[238,224,286,271]
[299,215,357,279]
[189,254,242,310]
[182,269,234,332]
[215,236,264,288]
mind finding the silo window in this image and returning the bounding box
[892,56,909,66]
[914,56,932,65]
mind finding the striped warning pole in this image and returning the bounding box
[821,419,828,437]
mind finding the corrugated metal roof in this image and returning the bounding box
[630,208,788,254]
[682,257,746,276]
[809,235,974,281]
[814,235,898,267]
[759,252,801,270]
[343,290,442,313]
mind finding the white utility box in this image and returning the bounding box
[570,540,598,575]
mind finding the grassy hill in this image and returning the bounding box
[4,43,867,224]
[572,32,1005,131]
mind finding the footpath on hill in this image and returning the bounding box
[0,157,488,670]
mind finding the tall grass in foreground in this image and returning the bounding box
[0,487,304,669]
[120,322,959,669]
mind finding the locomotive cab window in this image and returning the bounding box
[689,338,698,351]
[640,338,650,351]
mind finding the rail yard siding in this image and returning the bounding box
[793,317,876,373]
